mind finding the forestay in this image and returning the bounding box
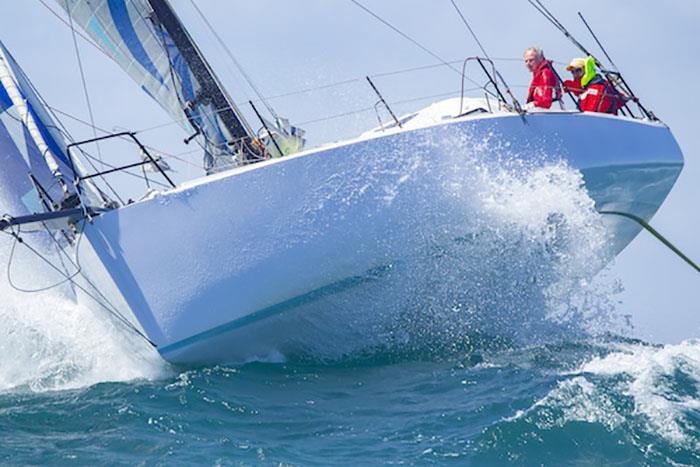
[0,40,102,216]
[59,0,255,172]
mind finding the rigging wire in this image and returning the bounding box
[63,0,104,163]
[347,0,495,97]
[1,226,157,347]
[187,0,278,120]
[36,0,108,59]
[449,0,491,59]
[348,0,460,75]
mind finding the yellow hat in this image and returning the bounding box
[565,58,587,71]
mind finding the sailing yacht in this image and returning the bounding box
[0,1,683,364]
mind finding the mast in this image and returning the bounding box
[146,0,253,145]
[59,0,305,167]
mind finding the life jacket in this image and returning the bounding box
[526,60,563,109]
[579,56,625,114]
[580,74,625,114]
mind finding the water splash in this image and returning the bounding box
[259,128,626,363]
[0,233,167,393]
[386,131,624,353]
[482,339,700,463]
[577,340,700,447]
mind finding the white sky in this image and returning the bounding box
[2,0,698,342]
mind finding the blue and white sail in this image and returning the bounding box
[0,40,102,216]
[59,0,261,172]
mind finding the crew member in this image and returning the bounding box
[579,56,626,114]
[563,57,586,96]
[524,46,562,109]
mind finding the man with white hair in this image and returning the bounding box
[523,46,562,109]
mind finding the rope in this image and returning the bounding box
[36,0,109,59]
[2,225,157,347]
[5,224,82,293]
[599,210,700,274]
[187,0,278,120]
[63,0,104,163]
[348,0,493,97]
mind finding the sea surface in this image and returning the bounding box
[1,157,698,465]
[2,335,700,465]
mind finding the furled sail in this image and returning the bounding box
[59,0,260,172]
[0,40,102,217]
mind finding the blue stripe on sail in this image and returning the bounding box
[141,84,155,100]
[162,33,195,101]
[26,105,70,169]
[12,75,74,181]
[0,82,12,113]
[87,16,120,57]
[108,0,165,85]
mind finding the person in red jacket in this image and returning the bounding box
[524,47,562,109]
[579,56,627,114]
[563,57,586,97]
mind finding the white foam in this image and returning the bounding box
[577,340,700,447]
[503,341,700,450]
[0,234,168,393]
[506,376,625,431]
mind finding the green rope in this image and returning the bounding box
[599,210,700,274]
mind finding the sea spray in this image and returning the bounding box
[386,129,624,350]
[262,127,626,362]
[0,232,167,393]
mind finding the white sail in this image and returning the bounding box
[0,40,102,214]
[59,0,257,171]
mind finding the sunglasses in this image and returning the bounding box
[572,67,584,73]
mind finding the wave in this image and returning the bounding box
[475,339,700,464]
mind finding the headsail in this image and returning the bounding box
[59,0,263,172]
[0,40,102,217]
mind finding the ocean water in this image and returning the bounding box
[1,159,699,465]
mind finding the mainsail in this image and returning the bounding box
[0,40,102,216]
[59,0,261,172]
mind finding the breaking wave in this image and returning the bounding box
[474,339,700,464]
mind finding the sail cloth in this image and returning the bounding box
[59,0,253,172]
[0,40,101,215]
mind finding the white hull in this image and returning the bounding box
[75,111,683,364]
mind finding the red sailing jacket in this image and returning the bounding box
[563,77,582,96]
[580,75,625,114]
[527,60,562,109]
